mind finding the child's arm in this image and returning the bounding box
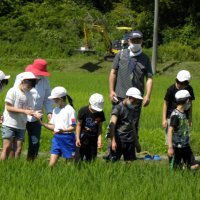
[188,101,192,127]
[55,125,76,134]
[97,122,103,148]
[162,100,168,128]
[167,126,174,157]
[76,120,82,147]
[41,121,54,131]
[110,115,118,152]
[5,102,35,116]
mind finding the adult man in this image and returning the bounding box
[108,30,153,153]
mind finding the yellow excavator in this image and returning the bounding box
[79,23,132,61]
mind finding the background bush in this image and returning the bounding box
[0,0,199,60]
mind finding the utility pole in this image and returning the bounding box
[152,0,159,74]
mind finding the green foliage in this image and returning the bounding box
[0,0,199,60]
[162,23,200,48]
[158,42,200,62]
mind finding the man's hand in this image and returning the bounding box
[109,91,117,102]
[143,95,150,107]
[111,140,117,152]
[162,119,168,128]
[76,138,81,147]
[168,147,174,157]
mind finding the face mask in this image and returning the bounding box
[129,43,142,53]
[126,99,137,110]
[184,102,191,111]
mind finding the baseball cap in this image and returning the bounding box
[0,70,10,81]
[18,72,37,81]
[25,58,50,76]
[176,70,191,82]
[89,93,104,112]
[175,90,191,102]
[128,30,143,39]
[126,87,143,100]
[48,86,67,99]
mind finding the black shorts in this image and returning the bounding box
[75,133,98,162]
[169,146,192,169]
[111,140,136,161]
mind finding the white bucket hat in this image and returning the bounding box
[176,70,191,82]
[126,87,143,100]
[89,93,104,112]
[48,86,67,99]
[0,70,10,81]
[175,90,191,101]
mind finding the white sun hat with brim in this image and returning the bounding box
[89,93,104,112]
[126,87,143,100]
[0,70,10,81]
[175,90,191,102]
[176,70,191,82]
[48,86,67,99]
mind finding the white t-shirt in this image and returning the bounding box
[2,87,33,130]
[50,104,76,133]
[14,75,52,122]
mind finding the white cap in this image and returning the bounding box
[175,90,191,101]
[48,86,67,99]
[89,93,104,112]
[176,70,191,82]
[17,72,37,81]
[0,70,10,81]
[126,87,143,99]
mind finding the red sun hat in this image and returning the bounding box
[25,58,50,76]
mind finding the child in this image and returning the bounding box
[0,70,10,123]
[162,70,198,167]
[162,70,194,144]
[75,93,105,162]
[0,70,10,93]
[35,86,76,166]
[110,87,143,161]
[1,72,38,160]
[168,90,198,170]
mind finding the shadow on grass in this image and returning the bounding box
[80,61,103,72]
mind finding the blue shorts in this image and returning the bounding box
[2,125,26,141]
[51,133,75,159]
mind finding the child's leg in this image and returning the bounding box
[124,142,136,161]
[1,139,12,160]
[49,154,59,166]
[90,137,98,161]
[14,129,25,159]
[1,125,14,160]
[14,139,23,159]
[9,137,15,159]
[169,148,182,169]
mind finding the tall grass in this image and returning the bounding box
[0,58,200,199]
[0,159,200,200]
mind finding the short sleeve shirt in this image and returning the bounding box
[112,49,153,98]
[170,109,190,148]
[164,84,195,118]
[78,106,105,136]
[50,104,76,132]
[2,87,33,129]
[112,102,136,142]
